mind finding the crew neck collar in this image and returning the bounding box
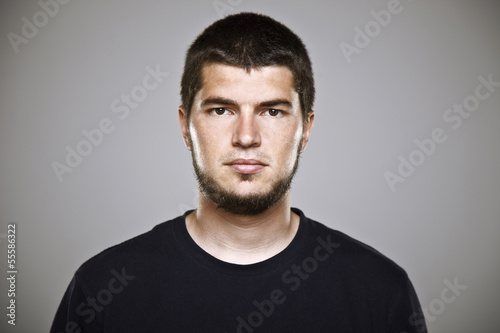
[173,207,310,276]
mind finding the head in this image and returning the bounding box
[178,13,315,216]
[180,12,315,127]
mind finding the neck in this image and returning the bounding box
[185,191,299,264]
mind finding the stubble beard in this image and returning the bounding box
[190,140,302,216]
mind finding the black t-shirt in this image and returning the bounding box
[51,208,427,333]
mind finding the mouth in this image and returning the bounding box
[225,159,268,175]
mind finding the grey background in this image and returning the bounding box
[1,0,499,332]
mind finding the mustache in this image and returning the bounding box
[219,152,272,165]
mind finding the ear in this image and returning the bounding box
[300,110,315,153]
[178,106,191,150]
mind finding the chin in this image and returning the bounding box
[238,173,256,182]
[231,186,268,197]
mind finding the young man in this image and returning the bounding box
[51,13,427,333]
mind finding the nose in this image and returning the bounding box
[232,111,261,148]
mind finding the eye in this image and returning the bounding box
[265,109,282,117]
[211,107,228,115]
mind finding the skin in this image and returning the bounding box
[178,63,314,264]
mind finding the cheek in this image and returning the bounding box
[277,128,303,165]
[188,126,205,163]
[189,125,221,166]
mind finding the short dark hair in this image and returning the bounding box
[180,12,315,124]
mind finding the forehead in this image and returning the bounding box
[197,63,297,103]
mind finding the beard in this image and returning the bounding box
[190,141,302,216]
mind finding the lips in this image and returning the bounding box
[225,159,267,174]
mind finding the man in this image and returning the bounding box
[51,12,427,332]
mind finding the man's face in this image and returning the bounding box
[179,63,314,215]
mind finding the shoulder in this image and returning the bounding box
[298,211,426,332]
[74,215,182,282]
[302,211,410,285]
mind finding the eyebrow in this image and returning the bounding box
[201,97,293,108]
[201,98,236,107]
[259,99,293,108]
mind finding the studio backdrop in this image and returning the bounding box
[1,0,499,332]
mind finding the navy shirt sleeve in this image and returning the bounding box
[389,277,427,333]
[50,274,102,333]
